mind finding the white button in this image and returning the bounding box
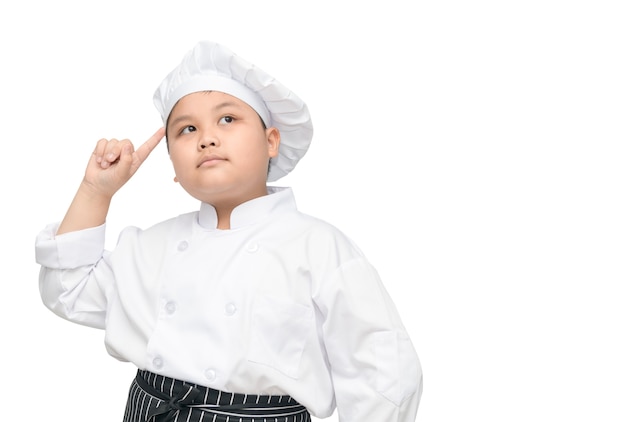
[204,369,216,382]
[153,357,163,369]
[246,241,259,253]
[177,241,189,251]
[165,301,177,315]
[225,303,237,316]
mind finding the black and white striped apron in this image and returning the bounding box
[123,369,311,422]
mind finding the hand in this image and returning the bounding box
[83,127,165,198]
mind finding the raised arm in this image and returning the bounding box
[57,127,165,235]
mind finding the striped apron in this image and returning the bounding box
[123,370,311,422]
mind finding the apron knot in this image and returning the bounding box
[147,384,203,422]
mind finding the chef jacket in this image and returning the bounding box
[36,186,422,421]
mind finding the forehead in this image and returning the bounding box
[169,91,255,119]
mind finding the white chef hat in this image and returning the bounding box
[153,40,313,182]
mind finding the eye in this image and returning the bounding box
[219,116,234,124]
[181,125,196,134]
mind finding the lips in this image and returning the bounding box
[197,154,225,168]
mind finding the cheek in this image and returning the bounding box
[168,151,187,174]
[245,143,274,165]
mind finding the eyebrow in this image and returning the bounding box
[168,100,243,128]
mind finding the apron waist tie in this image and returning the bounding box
[134,370,308,422]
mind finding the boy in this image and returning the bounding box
[36,40,422,421]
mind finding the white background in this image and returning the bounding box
[1,1,625,421]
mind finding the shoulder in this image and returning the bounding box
[116,211,198,246]
[280,209,367,261]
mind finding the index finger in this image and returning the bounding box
[134,127,165,165]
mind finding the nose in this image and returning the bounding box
[198,131,218,150]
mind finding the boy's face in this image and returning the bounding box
[166,91,280,205]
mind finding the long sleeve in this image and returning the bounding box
[313,256,423,421]
[35,222,111,329]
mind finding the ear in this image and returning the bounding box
[266,127,281,158]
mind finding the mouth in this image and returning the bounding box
[197,154,225,168]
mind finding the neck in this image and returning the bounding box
[215,207,233,230]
